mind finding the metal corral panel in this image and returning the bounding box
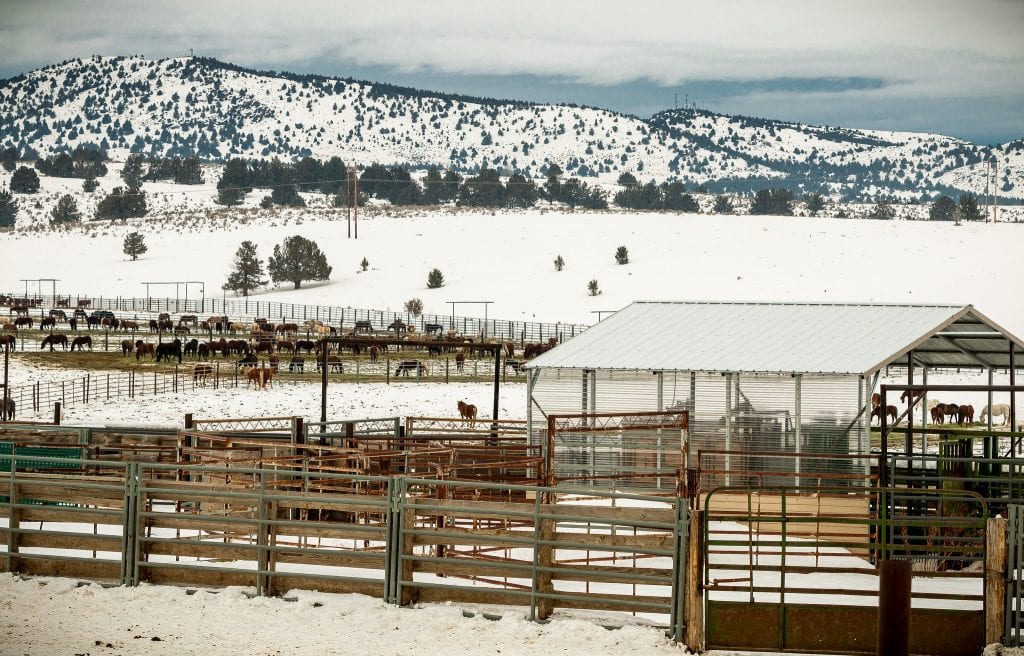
[526,301,1024,375]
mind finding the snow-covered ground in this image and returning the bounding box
[1,205,1022,654]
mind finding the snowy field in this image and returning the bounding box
[1,205,1022,655]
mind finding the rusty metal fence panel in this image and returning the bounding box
[1006,504,1024,646]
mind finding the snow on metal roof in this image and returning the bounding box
[526,301,1024,375]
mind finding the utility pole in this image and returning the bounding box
[994,159,1000,223]
[984,160,991,223]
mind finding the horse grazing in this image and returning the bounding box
[457,400,478,427]
[135,341,156,360]
[193,363,214,387]
[980,403,1012,426]
[14,317,32,329]
[40,316,57,330]
[121,339,135,356]
[70,335,92,352]
[871,404,898,425]
[41,334,68,351]
[156,339,183,363]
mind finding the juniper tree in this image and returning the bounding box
[554,255,564,271]
[713,195,734,214]
[121,154,145,192]
[587,279,601,296]
[360,257,369,272]
[50,194,81,225]
[404,298,424,316]
[267,235,332,289]
[10,166,39,194]
[0,189,17,228]
[615,246,629,265]
[222,240,268,297]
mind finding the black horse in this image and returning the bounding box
[155,338,183,363]
[1,397,14,420]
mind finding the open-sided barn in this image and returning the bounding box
[524,301,1024,491]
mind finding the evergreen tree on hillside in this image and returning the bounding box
[543,164,564,201]
[123,231,148,261]
[867,201,895,220]
[662,182,699,212]
[222,240,267,297]
[0,147,17,172]
[319,156,346,195]
[267,235,332,289]
[750,188,794,215]
[0,189,17,228]
[505,173,538,208]
[713,195,734,214]
[802,192,825,216]
[10,166,40,193]
[121,154,145,192]
[957,192,985,222]
[50,194,81,225]
[216,158,251,206]
[929,195,957,221]
[96,186,148,220]
[457,168,505,207]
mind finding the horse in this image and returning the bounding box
[295,339,316,354]
[70,335,92,352]
[288,356,305,373]
[246,367,276,390]
[135,341,156,360]
[930,403,948,424]
[277,340,295,354]
[193,363,214,386]
[455,352,465,372]
[871,404,897,425]
[183,338,199,357]
[40,334,68,351]
[958,404,975,425]
[14,317,32,329]
[369,345,380,363]
[457,400,478,427]
[0,334,15,350]
[156,339,183,363]
[197,343,210,360]
[394,360,423,377]
[121,339,135,356]
[980,404,1012,426]
[944,403,961,424]
[237,353,258,368]
[120,319,139,332]
[1,397,13,420]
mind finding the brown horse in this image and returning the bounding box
[70,335,92,351]
[41,334,68,351]
[457,400,478,427]
[930,404,947,424]
[871,404,897,425]
[455,352,465,372]
[958,404,975,425]
[135,341,156,360]
[121,339,134,356]
[193,363,214,386]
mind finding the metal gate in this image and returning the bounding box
[1006,504,1024,646]
[703,485,987,655]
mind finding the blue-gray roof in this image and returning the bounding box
[526,301,1024,375]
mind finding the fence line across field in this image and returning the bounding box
[4,357,529,415]
[1,292,589,344]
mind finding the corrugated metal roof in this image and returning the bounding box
[525,301,1024,375]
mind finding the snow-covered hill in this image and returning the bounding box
[2,55,1021,201]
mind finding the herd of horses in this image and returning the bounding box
[870,391,1013,427]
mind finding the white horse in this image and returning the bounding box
[980,403,1012,426]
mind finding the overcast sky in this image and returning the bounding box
[1,0,1022,144]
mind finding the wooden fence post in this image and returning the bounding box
[685,508,705,652]
[535,495,556,620]
[987,516,1008,645]
[399,497,419,606]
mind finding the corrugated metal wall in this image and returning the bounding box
[528,368,866,491]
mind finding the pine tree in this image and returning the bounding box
[0,189,17,228]
[83,177,99,192]
[123,232,148,261]
[929,196,957,221]
[121,154,145,192]
[96,186,147,220]
[713,195,734,214]
[957,193,985,222]
[10,166,40,193]
[587,279,601,296]
[50,194,81,225]
[554,255,564,271]
[426,268,445,289]
[360,257,369,272]
[222,240,267,297]
[267,235,332,289]
[867,201,895,220]
[615,246,629,265]
[802,192,825,216]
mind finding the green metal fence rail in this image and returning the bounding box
[1007,504,1024,647]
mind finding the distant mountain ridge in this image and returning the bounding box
[1,55,1021,201]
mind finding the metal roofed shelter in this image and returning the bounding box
[523,301,1024,492]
